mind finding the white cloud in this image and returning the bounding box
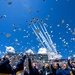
[38,48,62,59]
[25,49,34,54]
[5,46,15,53]
[38,48,48,54]
[47,51,62,60]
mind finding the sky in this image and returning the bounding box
[0,0,75,59]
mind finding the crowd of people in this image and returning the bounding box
[0,54,75,75]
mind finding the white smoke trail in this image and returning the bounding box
[29,18,62,59]
[39,22,50,45]
[30,18,58,53]
[43,23,57,53]
[31,25,46,48]
[38,22,54,52]
[33,22,52,52]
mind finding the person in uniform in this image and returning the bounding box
[14,55,26,75]
[0,56,12,75]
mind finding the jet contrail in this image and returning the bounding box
[29,18,60,59]
[33,22,52,52]
[31,25,46,48]
[42,22,57,53]
[38,22,54,51]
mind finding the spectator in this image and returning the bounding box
[28,57,40,75]
[24,67,30,75]
[68,58,75,75]
[51,62,60,75]
[56,63,73,75]
[0,55,12,75]
[43,64,53,75]
[14,55,26,75]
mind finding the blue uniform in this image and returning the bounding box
[24,70,29,75]
[51,65,60,75]
[14,55,26,75]
[56,69,73,75]
[28,58,40,75]
[68,60,75,75]
[0,59,12,74]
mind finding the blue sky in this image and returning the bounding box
[0,0,75,59]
